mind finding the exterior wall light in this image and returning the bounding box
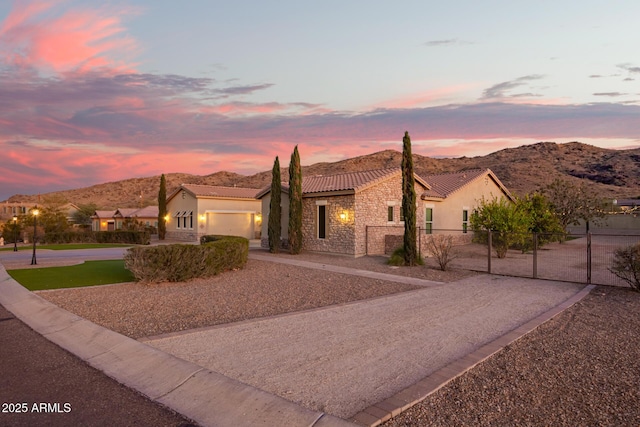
[200,214,206,221]
[339,211,349,222]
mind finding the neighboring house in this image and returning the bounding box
[61,203,80,224]
[165,184,262,241]
[91,210,116,231]
[113,206,159,229]
[258,168,512,257]
[1,202,78,223]
[1,202,29,220]
[91,206,159,232]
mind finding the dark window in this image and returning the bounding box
[318,205,326,239]
[387,206,394,222]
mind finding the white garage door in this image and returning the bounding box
[208,212,253,239]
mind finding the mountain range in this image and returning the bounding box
[7,141,640,208]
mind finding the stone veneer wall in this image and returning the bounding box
[260,237,289,250]
[301,194,356,255]
[355,175,427,256]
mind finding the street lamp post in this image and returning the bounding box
[31,208,39,265]
[12,215,18,252]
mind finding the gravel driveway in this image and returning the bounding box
[29,249,639,425]
[142,273,582,419]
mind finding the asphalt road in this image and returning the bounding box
[0,246,199,426]
[0,302,198,427]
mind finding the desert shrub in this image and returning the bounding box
[42,230,149,244]
[43,231,96,244]
[124,236,248,283]
[609,243,640,292]
[95,230,150,245]
[388,246,423,266]
[471,197,530,258]
[424,234,457,271]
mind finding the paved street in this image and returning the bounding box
[0,303,197,427]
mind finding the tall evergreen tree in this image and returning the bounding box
[268,156,282,253]
[288,145,303,254]
[402,131,418,265]
[158,174,167,240]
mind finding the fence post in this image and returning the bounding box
[418,227,421,260]
[487,230,492,274]
[587,231,591,284]
[533,232,538,279]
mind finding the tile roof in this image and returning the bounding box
[301,168,401,194]
[129,206,159,217]
[92,210,115,218]
[256,168,431,198]
[114,208,138,217]
[181,184,260,199]
[421,169,487,199]
[420,169,512,200]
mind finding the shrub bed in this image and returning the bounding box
[42,231,96,244]
[124,235,248,283]
[43,230,150,245]
[95,230,150,245]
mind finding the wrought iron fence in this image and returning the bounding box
[365,225,640,287]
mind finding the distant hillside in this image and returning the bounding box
[7,142,640,208]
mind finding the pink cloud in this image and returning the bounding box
[0,0,139,74]
[370,84,477,110]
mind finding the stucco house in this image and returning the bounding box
[258,168,512,257]
[1,202,79,223]
[92,210,116,231]
[91,206,159,231]
[165,184,262,241]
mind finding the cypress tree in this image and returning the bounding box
[402,131,418,265]
[268,156,282,253]
[158,174,167,240]
[288,145,303,254]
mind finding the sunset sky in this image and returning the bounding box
[1,0,639,201]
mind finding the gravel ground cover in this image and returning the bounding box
[258,250,476,283]
[383,285,640,427]
[37,256,425,339]
[30,250,640,425]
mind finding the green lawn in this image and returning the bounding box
[7,260,136,291]
[0,243,132,251]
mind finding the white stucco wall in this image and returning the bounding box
[167,191,261,241]
[426,173,511,232]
